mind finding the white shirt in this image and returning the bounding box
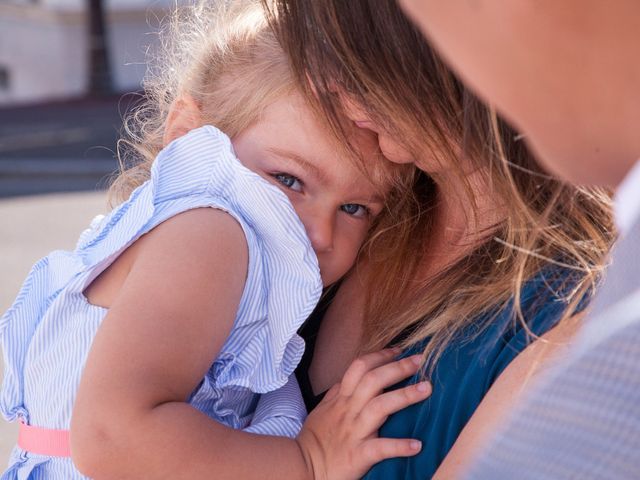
[614,160,640,235]
[577,159,640,350]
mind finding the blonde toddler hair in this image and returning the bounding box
[111,1,295,201]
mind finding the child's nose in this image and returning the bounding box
[305,212,335,254]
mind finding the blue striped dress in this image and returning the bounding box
[0,126,323,478]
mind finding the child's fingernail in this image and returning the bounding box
[416,381,430,393]
[410,440,422,451]
[411,355,423,366]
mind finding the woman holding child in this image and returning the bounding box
[1,3,426,478]
[264,0,614,477]
[0,1,613,479]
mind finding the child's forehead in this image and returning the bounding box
[269,143,386,194]
[255,91,410,197]
[327,140,411,197]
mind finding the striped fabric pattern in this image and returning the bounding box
[467,218,640,479]
[0,126,322,478]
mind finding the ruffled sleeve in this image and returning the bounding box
[243,375,307,438]
[1,126,321,430]
[77,126,322,397]
[191,126,323,394]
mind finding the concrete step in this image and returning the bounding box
[0,158,118,197]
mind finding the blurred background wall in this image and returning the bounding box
[0,0,177,105]
[0,0,187,463]
[0,0,188,197]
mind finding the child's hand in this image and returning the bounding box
[296,349,431,480]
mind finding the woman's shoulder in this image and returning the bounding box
[487,265,586,355]
[363,265,585,479]
[447,265,585,384]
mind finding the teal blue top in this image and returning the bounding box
[297,268,584,479]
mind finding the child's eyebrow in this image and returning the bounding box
[267,147,387,204]
[267,147,328,183]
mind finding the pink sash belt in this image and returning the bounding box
[18,421,71,457]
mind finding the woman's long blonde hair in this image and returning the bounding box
[264,0,615,369]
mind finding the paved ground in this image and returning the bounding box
[0,191,108,464]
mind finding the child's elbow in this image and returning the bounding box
[70,413,127,478]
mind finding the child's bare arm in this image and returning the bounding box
[71,207,280,478]
[71,207,428,479]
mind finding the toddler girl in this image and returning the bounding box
[0,2,429,479]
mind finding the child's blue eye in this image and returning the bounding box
[273,173,303,192]
[341,203,369,218]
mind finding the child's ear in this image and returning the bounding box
[163,94,203,146]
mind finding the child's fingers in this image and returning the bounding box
[360,437,422,467]
[339,348,401,395]
[322,382,341,403]
[358,381,432,433]
[347,354,423,411]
